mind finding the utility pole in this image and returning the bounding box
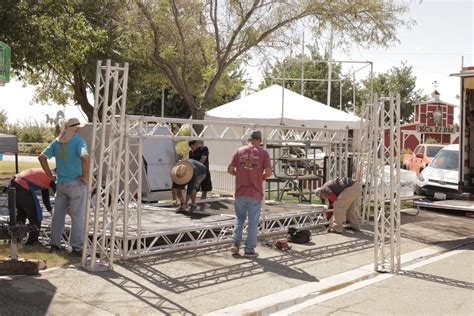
[301,29,305,96]
[161,86,165,117]
[327,27,334,107]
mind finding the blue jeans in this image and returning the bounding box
[51,179,87,251]
[232,196,261,253]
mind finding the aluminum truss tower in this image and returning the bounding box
[82,60,129,271]
[372,94,402,273]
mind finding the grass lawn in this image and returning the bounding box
[0,160,55,182]
[0,242,80,268]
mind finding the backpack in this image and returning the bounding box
[287,227,311,244]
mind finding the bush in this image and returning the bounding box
[425,138,438,144]
[19,143,48,155]
[175,140,189,160]
[400,147,412,167]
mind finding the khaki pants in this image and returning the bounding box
[332,182,361,232]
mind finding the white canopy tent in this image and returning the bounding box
[205,84,361,129]
[204,85,361,194]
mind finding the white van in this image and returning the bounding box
[415,144,461,200]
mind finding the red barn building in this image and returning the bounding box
[385,91,459,151]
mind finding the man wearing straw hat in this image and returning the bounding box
[38,117,89,256]
[227,130,272,257]
[170,159,207,213]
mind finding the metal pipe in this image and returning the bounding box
[8,187,16,226]
[82,60,103,268]
[301,30,305,96]
[327,27,333,107]
[8,187,17,260]
[161,86,165,117]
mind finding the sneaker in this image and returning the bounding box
[244,251,259,258]
[49,244,63,253]
[189,204,197,213]
[70,249,83,257]
[230,244,239,255]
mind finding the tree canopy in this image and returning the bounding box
[260,45,360,112]
[359,62,428,123]
[134,0,412,119]
[1,0,412,121]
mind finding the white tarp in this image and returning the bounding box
[205,85,361,129]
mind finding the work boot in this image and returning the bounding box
[347,225,360,231]
[244,250,259,258]
[230,243,239,255]
[69,249,82,258]
[328,227,343,234]
[49,244,63,253]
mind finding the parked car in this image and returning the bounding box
[415,144,461,200]
[403,144,444,174]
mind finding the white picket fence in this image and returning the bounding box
[209,165,235,195]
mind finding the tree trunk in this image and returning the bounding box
[191,107,206,135]
[72,65,94,122]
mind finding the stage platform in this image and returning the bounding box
[1,196,329,258]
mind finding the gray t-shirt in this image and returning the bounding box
[320,177,355,197]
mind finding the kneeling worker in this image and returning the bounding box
[315,177,361,233]
[8,168,56,245]
[170,160,207,213]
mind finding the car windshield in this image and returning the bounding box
[426,146,443,157]
[430,150,459,170]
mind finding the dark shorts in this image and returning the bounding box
[200,170,213,192]
[172,182,185,190]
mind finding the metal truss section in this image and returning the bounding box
[125,115,349,146]
[112,205,330,259]
[82,60,129,271]
[354,101,374,223]
[81,60,353,271]
[373,93,401,273]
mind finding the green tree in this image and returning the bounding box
[0,110,8,133]
[135,0,412,119]
[0,0,126,121]
[260,46,360,112]
[359,62,428,123]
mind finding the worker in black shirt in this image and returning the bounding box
[188,140,213,199]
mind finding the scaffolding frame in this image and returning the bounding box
[81,60,352,271]
[356,94,401,273]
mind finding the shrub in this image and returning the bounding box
[400,147,412,167]
[425,138,438,144]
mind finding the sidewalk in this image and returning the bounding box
[0,208,472,315]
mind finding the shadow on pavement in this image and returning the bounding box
[0,276,56,314]
[121,231,374,294]
[397,270,474,290]
[90,269,195,315]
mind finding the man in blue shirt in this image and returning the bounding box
[39,117,89,256]
[170,159,206,213]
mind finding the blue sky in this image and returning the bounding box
[0,0,472,124]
